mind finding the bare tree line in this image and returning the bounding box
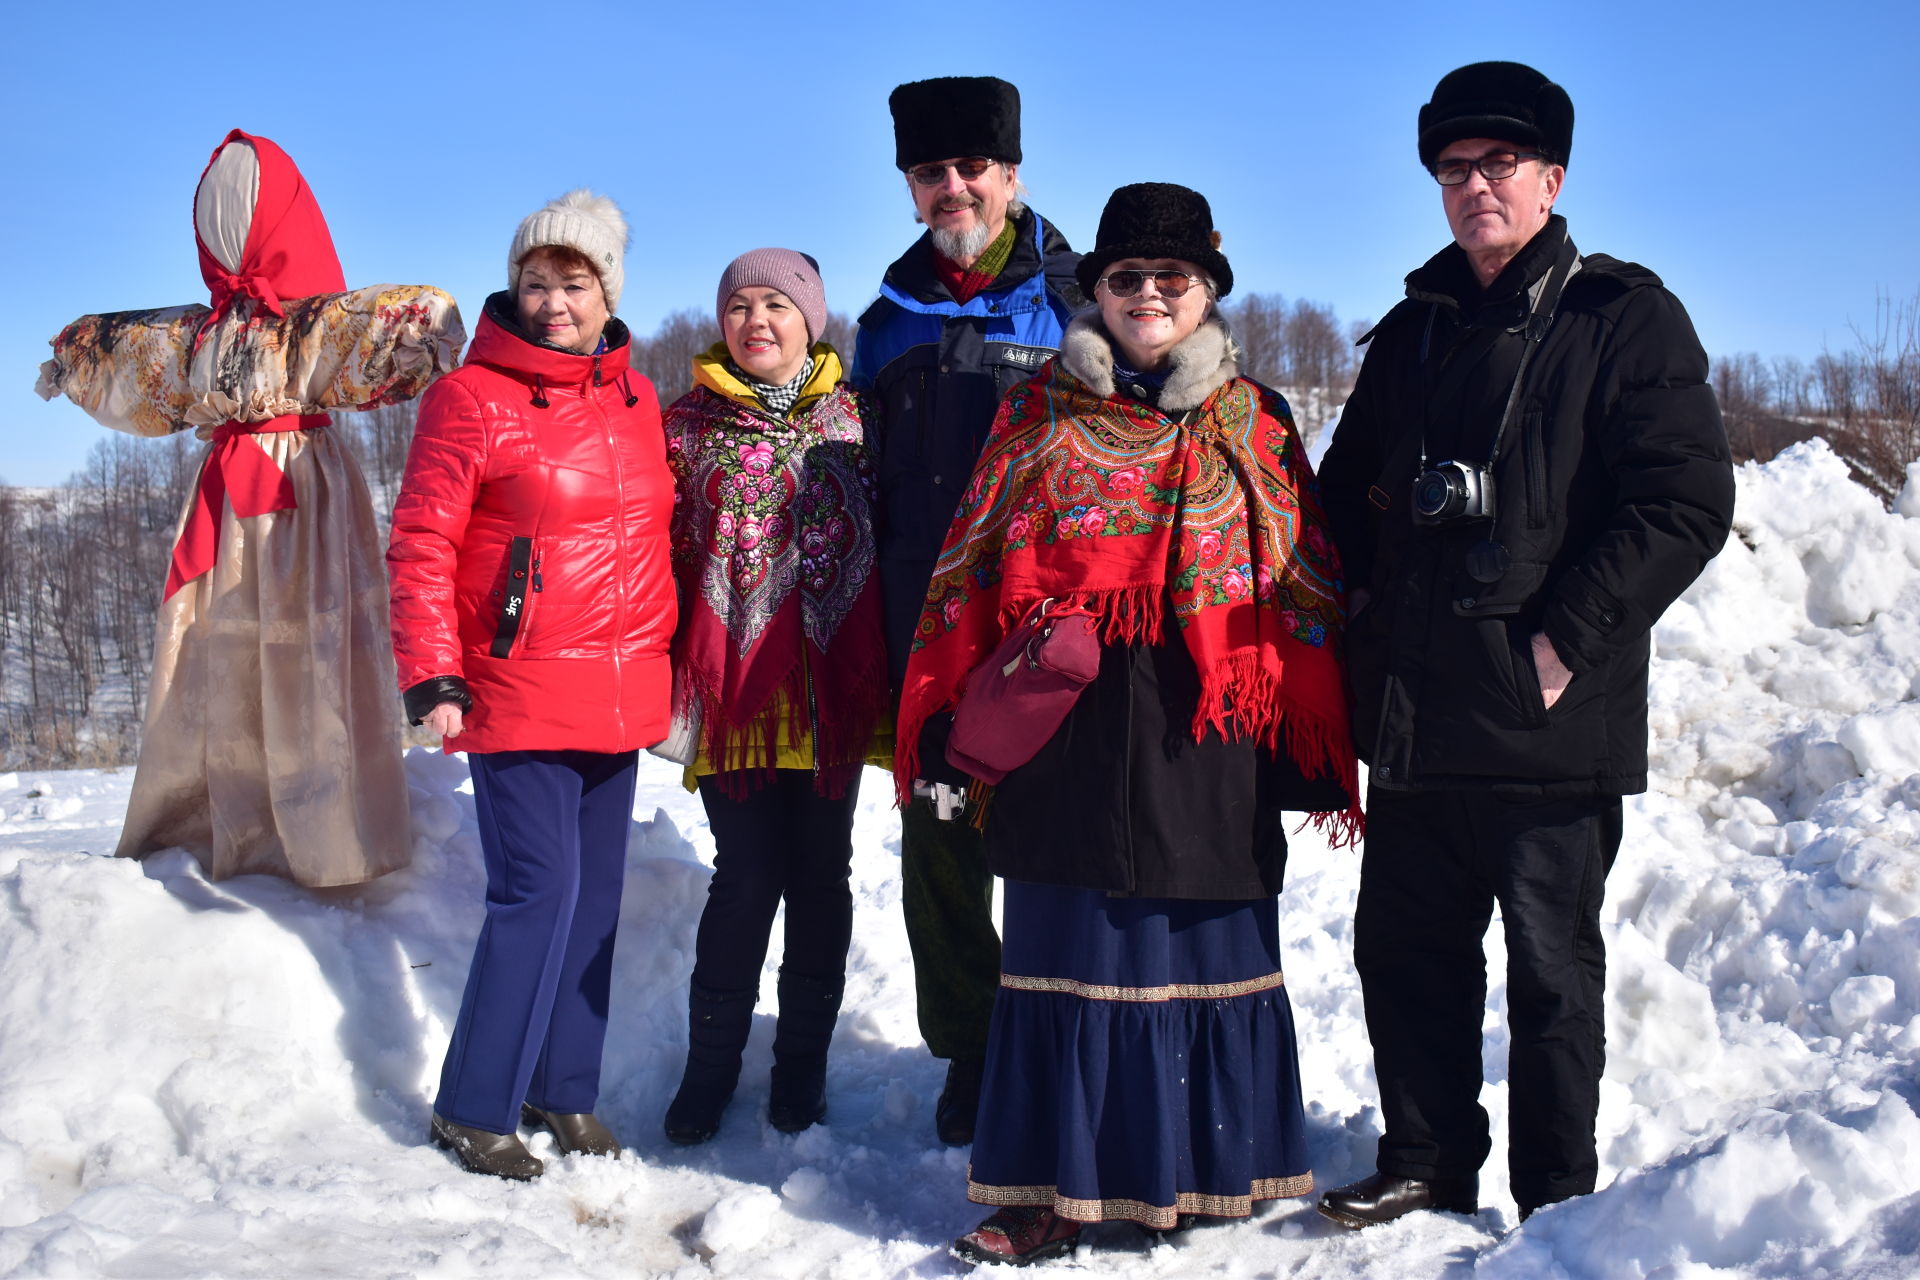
[1220,294,1368,446]
[0,435,199,767]
[8,292,1914,769]
[1714,291,1920,507]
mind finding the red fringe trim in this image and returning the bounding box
[1193,649,1364,847]
[686,644,886,802]
[812,638,891,783]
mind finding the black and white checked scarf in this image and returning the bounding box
[728,356,816,418]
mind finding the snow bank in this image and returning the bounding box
[0,438,1915,1278]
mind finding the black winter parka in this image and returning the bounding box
[850,209,1082,684]
[1318,217,1734,795]
[983,638,1348,900]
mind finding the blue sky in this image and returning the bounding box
[5,0,1915,485]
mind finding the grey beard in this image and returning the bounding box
[930,220,991,262]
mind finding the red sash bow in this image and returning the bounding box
[165,415,326,599]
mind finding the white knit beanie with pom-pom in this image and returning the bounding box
[508,189,630,310]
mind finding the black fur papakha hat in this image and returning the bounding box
[1418,61,1574,170]
[889,76,1022,170]
[1075,183,1232,300]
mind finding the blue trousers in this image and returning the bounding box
[435,748,637,1134]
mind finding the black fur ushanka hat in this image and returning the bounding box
[889,76,1022,170]
[1075,183,1233,300]
[1418,61,1575,170]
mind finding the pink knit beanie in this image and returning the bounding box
[715,248,827,344]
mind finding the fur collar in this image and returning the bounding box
[1058,312,1240,413]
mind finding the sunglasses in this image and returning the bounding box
[908,157,999,186]
[1097,269,1204,299]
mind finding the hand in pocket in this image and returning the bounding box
[1530,631,1572,709]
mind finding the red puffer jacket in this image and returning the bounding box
[388,298,676,754]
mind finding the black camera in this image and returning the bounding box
[1412,461,1496,525]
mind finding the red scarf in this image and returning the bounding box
[194,129,345,336]
[895,349,1361,842]
[663,361,887,795]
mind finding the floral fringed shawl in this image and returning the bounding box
[663,345,888,796]
[895,317,1362,843]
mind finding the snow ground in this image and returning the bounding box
[1,439,1917,1279]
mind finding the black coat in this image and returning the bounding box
[981,637,1349,900]
[849,209,1083,684]
[1318,216,1734,796]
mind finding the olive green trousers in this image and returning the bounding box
[900,799,1001,1061]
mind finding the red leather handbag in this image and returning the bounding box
[946,598,1101,784]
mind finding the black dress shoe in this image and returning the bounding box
[430,1112,543,1181]
[520,1103,621,1157]
[1316,1172,1477,1229]
[935,1056,985,1147]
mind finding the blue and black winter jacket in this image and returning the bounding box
[851,208,1082,682]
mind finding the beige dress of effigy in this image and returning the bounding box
[36,132,464,886]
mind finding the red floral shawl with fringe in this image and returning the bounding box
[663,371,887,795]
[895,357,1363,843]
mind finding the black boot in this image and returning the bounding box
[1316,1171,1478,1229]
[768,970,843,1133]
[663,982,757,1146]
[935,1055,985,1146]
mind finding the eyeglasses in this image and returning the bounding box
[1097,269,1204,299]
[1432,151,1547,186]
[908,157,999,186]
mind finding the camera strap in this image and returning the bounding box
[1480,238,1581,471]
[1416,230,1582,476]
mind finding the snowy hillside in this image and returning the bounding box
[1,439,1916,1278]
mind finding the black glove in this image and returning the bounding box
[403,675,474,726]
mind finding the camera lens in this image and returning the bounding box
[1414,469,1463,518]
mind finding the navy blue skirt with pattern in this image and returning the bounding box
[966,881,1314,1229]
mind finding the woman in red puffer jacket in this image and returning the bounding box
[388,189,674,1182]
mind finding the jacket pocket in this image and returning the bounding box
[1522,406,1547,530]
[489,536,536,658]
[1508,620,1550,731]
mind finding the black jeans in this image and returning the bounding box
[691,770,860,994]
[1354,787,1622,1211]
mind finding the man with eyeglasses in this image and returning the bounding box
[850,75,1082,1148]
[1316,61,1733,1228]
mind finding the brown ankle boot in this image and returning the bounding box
[430,1112,543,1181]
[520,1103,621,1157]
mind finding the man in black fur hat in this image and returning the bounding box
[849,75,1082,1147]
[1316,61,1735,1227]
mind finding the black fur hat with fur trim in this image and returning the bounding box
[1418,61,1574,169]
[889,77,1022,169]
[1075,182,1232,300]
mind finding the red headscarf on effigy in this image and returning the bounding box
[166,129,345,598]
[195,129,344,331]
